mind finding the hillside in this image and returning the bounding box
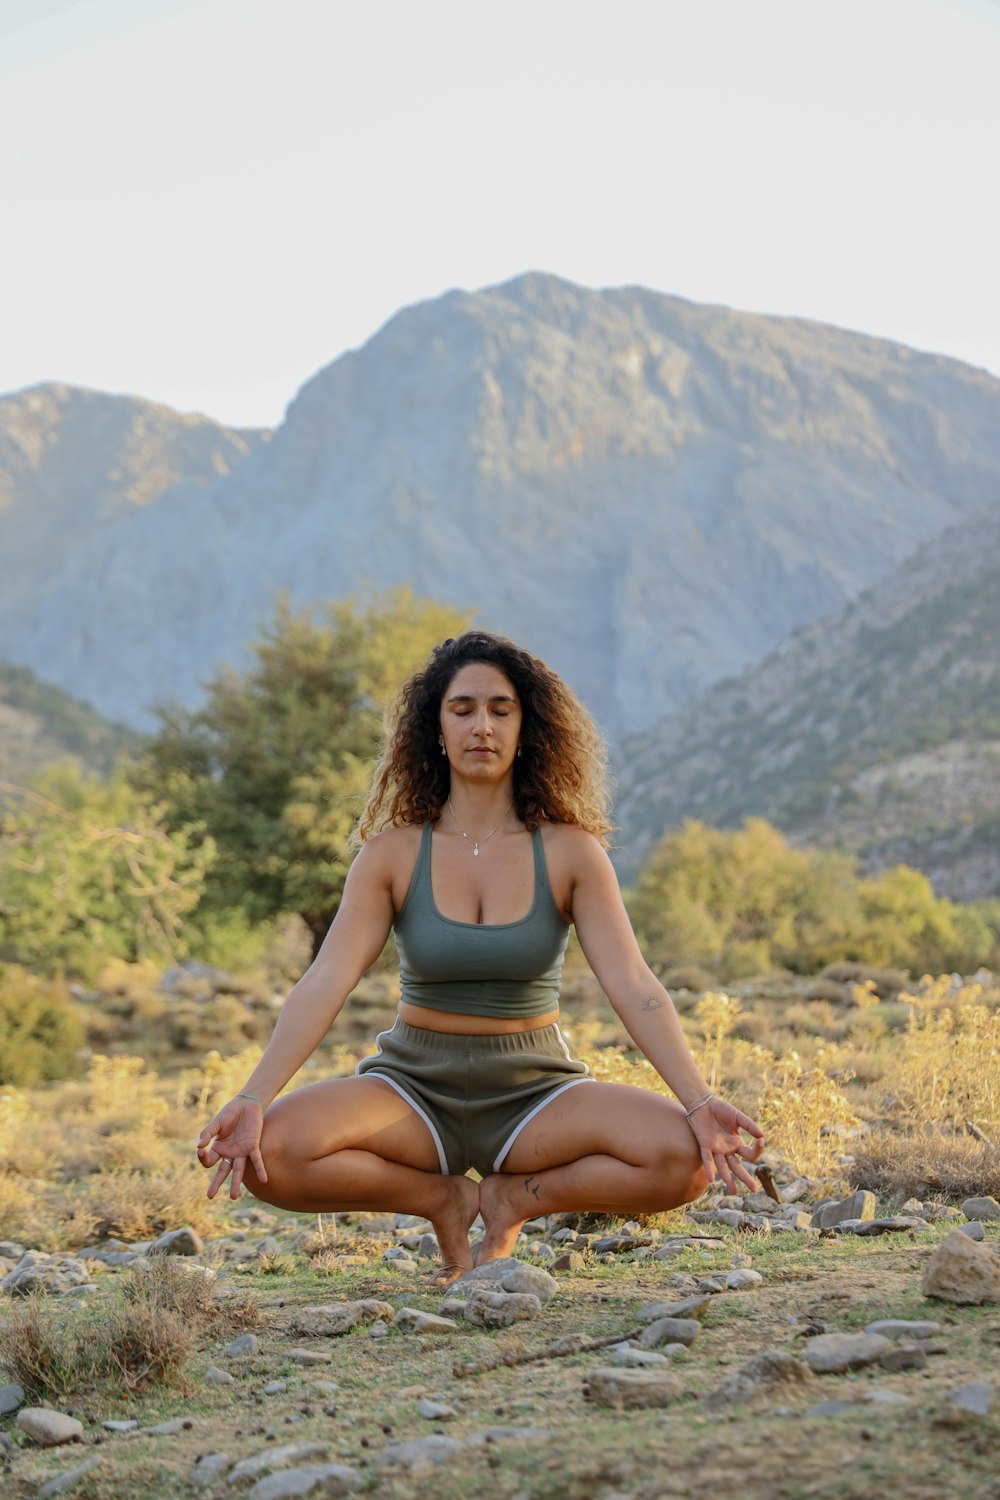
[614,506,1000,899]
[0,660,138,786]
[2,275,1000,740]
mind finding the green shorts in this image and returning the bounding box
[355,1017,593,1176]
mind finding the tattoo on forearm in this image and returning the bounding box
[639,995,665,1012]
[523,1175,541,1201]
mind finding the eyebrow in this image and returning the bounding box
[446,693,519,705]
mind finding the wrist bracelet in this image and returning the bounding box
[684,1091,715,1119]
[236,1090,262,1107]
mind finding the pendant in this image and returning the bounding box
[473,844,480,856]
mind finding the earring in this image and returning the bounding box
[517,746,522,758]
[440,740,447,756]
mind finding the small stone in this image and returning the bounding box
[225,1333,261,1358]
[367,1320,389,1339]
[865,1319,940,1340]
[686,1208,748,1229]
[637,1317,700,1350]
[461,1289,541,1329]
[245,1464,362,1498]
[148,1226,204,1256]
[946,1382,993,1416]
[464,1426,553,1445]
[878,1343,927,1372]
[263,1382,288,1396]
[285,1348,333,1366]
[287,1300,395,1337]
[807,1399,863,1416]
[921,1228,1000,1304]
[552,1251,586,1272]
[416,1399,456,1420]
[585,1367,683,1409]
[35,1457,101,1496]
[959,1221,986,1241]
[705,1349,814,1406]
[227,1443,332,1484]
[255,1237,285,1257]
[803,1333,893,1373]
[311,1382,340,1398]
[834,1216,927,1235]
[101,1420,138,1432]
[864,1387,912,1406]
[498,1265,557,1302]
[812,1191,877,1228]
[141,1417,196,1435]
[725,1269,764,1290]
[394,1307,459,1333]
[608,1344,672,1367]
[190,1453,232,1486]
[0,1382,25,1414]
[417,1233,439,1259]
[205,1365,235,1385]
[636,1296,711,1322]
[961,1196,1000,1222]
[438,1298,467,1318]
[15,1408,84,1446]
[452,1256,530,1287]
[376,1436,466,1474]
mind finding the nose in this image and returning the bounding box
[472,708,492,736]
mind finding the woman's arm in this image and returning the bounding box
[196,835,397,1197]
[567,831,763,1190]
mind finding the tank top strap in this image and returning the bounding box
[531,824,552,906]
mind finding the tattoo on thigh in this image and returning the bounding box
[523,1175,541,1201]
[640,995,665,1012]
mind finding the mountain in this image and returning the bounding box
[0,659,138,786]
[2,274,1000,741]
[613,506,1000,900]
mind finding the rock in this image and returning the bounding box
[812,1191,877,1228]
[961,1196,1000,1222]
[833,1216,927,1235]
[148,1227,204,1256]
[0,1240,26,1257]
[15,1408,84,1446]
[878,1343,927,1372]
[592,1234,654,1252]
[255,1237,285,1258]
[687,1208,748,1229]
[393,1307,460,1334]
[865,1319,940,1340]
[190,1453,233,1486]
[437,1298,467,1318]
[636,1296,711,1322]
[141,1417,196,1435]
[464,1426,553,1445]
[376,1436,466,1474]
[416,1399,456,1420]
[921,1229,1000,1304]
[527,1242,556,1263]
[263,1382,287,1396]
[864,1387,912,1406]
[245,1465,362,1498]
[367,1320,389,1339]
[102,1420,138,1432]
[550,1228,579,1243]
[725,1269,764,1289]
[585,1367,683,1409]
[706,1349,813,1406]
[286,1300,395,1337]
[285,1349,332,1366]
[552,1250,586,1272]
[946,1382,993,1416]
[453,1257,534,1289]
[35,1458,101,1496]
[225,1334,261,1358]
[608,1344,673,1367]
[205,1365,235,1385]
[2,1252,93,1297]
[637,1317,701,1350]
[960,1221,986,1241]
[461,1288,541,1328]
[227,1443,331,1485]
[417,1234,439,1259]
[802,1332,893,1373]
[311,1382,339,1398]
[0,1382,25,1414]
[498,1265,557,1302]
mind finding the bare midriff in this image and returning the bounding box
[397,1000,561,1034]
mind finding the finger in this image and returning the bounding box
[197,1118,222,1148]
[249,1147,268,1184]
[715,1153,737,1194]
[735,1113,765,1140]
[206,1158,231,1201]
[229,1159,246,1200]
[196,1143,221,1169]
[731,1159,760,1192]
[700,1148,716,1185]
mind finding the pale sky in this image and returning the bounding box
[2,0,998,430]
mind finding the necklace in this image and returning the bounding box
[447,798,511,856]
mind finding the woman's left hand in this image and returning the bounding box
[685,1094,765,1194]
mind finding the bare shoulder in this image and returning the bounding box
[538,822,619,920]
[355,824,424,914]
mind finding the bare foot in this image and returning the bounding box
[475,1172,531,1265]
[426,1174,480,1286]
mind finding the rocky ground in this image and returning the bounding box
[1,1176,999,1500]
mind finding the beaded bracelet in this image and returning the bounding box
[683,1091,715,1119]
[236,1090,262,1106]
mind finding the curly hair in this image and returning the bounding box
[354,631,613,847]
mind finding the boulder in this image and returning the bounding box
[585,1367,683,1409]
[921,1229,1000,1305]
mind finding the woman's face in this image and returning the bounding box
[439,661,523,781]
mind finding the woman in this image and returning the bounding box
[197,632,764,1283]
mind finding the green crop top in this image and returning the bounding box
[393,822,571,1017]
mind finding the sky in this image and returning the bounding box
[1,0,998,430]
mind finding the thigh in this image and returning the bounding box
[259,1076,441,1173]
[500,1081,700,1174]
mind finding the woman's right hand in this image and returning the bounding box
[196,1097,267,1201]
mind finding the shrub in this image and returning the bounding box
[0,965,85,1085]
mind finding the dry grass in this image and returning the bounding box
[849,1132,1000,1202]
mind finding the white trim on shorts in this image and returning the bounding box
[357,1026,450,1175]
[491,1075,596,1173]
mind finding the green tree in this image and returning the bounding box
[856,865,994,973]
[0,766,213,979]
[130,588,470,958]
[0,965,86,1085]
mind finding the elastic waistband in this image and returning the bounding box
[386,1017,568,1056]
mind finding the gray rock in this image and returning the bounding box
[393,1307,460,1334]
[416,1399,456,1420]
[552,1250,586,1271]
[437,1298,467,1318]
[2,1252,93,1297]
[225,1334,260,1359]
[878,1343,927,1372]
[585,1366,683,1409]
[865,1319,940,1340]
[15,1408,84,1446]
[286,1300,395,1337]
[285,1349,332,1366]
[637,1317,700,1349]
[245,1465,361,1499]
[946,1381,993,1416]
[464,1426,553,1445]
[417,1233,439,1259]
[812,1191,877,1228]
[101,1420,138,1432]
[921,1229,1000,1304]
[803,1332,893,1373]
[36,1457,101,1496]
[636,1296,712,1322]
[961,1196,1000,1222]
[686,1208,748,1228]
[0,1240,26,1257]
[367,1320,389,1339]
[864,1387,912,1406]
[262,1382,287,1396]
[498,1265,557,1302]
[452,1256,529,1287]
[228,1443,332,1484]
[706,1349,814,1406]
[0,1382,25,1414]
[205,1365,235,1385]
[461,1288,541,1328]
[527,1241,556,1263]
[255,1237,285,1258]
[190,1453,233,1486]
[148,1227,204,1256]
[833,1216,928,1235]
[376,1436,466,1473]
[141,1417,196,1435]
[608,1344,673,1367]
[959,1221,986,1241]
[725,1269,764,1289]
